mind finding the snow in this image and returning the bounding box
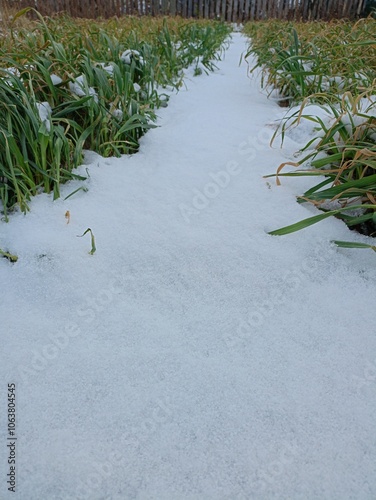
[2,66,20,77]
[120,49,144,65]
[50,74,63,85]
[110,103,124,121]
[96,62,114,75]
[69,75,98,102]
[36,101,52,132]
[1,33,376,499]
[120,49,133,64]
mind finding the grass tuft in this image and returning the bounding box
[0,12,231,219]
[245,19,376,247]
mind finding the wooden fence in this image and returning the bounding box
[3,0,369,21]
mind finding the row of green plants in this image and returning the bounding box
[244,19,376,251]
[244,19,376,103]
[0,11,230,221]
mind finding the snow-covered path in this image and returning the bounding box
[1,34,376,500]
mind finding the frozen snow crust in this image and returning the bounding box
[1,34,376,500]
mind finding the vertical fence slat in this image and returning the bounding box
[238,0,243,21]
[215,0,220,19]
[342,0,348,18]
[242,0,249,20]
[243,0,250,21]
[250,0,255,20]
[244,0,249,21]
[311,0,316,20]
[260,0,265,19]
[255,0,259,20]
[204,0,209,18]
[272,0,277,18]
[232,0,238,21]
[344,0,353,18]
[277,0,282,20]
[267,0,272,19]
[357,0,365,16]
[263,0,269,19]
[319,0,325,18]
[192,0,198,16]
[321,0,327,19]
[328,0,336,18]
[209,0,214,18]
[254,0,260,20]
[283,0,288,20]
[270,0,275,18]
[275,0,279,18]
[198,0,203,17]
[337,0,344,17]
[294,0,302,21]
[225,0,232,20]
[237,0,244,22]
[301,0,309,20]
[220,0,226,20]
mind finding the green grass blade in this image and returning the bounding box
[77,228,96,255]
[269,204,376,236]
[332,241,376,251]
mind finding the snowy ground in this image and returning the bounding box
[1,33,376,500]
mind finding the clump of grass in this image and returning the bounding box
[244,19,376,103]
[0,11,231,219]
[244,19,376,249]
[266,89,376,241]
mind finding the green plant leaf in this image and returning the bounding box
[0,248,18,262]
[269,204,376,236]
[77,228,96,255]
[332,240,376,251]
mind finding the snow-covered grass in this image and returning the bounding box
[244,19,376,243]
[1,33,376,499]
[244,19,376,102]
[0,11,230,220]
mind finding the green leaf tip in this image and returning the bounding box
[77,228,96,255]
